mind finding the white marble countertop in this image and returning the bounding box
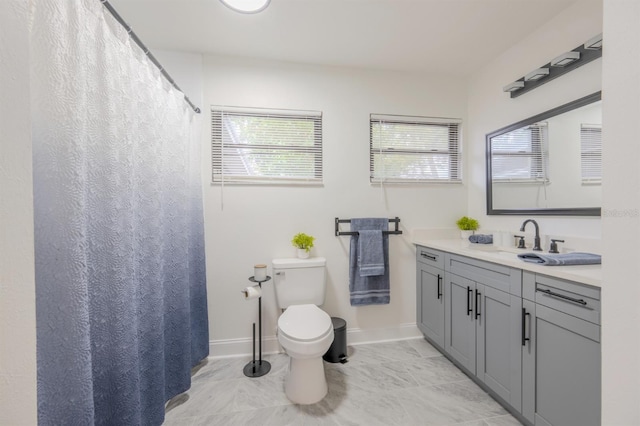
[413,237,602,288]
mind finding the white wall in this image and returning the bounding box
[467,0,603,239]
[0,0,37,423]
[200,55,468,354]
[153,49,204,111]
[602,1,640,423]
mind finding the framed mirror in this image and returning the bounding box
[486,92,601,216]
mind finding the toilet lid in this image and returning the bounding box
[278,304,332,342]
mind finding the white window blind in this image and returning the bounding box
[491,122,549,182]
[211,107,323,184]
[369,114,462,183]
[580,124,602,184]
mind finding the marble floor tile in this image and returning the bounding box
[399,355,468,386]
[165,378,241,420]
[346,339,423,366]
[326,389,412,426]
[163,415,195,426]
[397,380,509,425]
[337,360,420,393]
[231,373,291,412]
[163,339,522,426]
[407,336,445,358]
[455,414,524,426]
[194,403,344,426]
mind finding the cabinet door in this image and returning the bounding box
[522,303,601,426]
[445,273,476,374]
[476,284,522,412]
[417,263,445,349]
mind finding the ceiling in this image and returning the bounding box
[109,0,577,76]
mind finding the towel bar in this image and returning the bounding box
[334,217,403,237]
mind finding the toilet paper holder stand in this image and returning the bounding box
[243,275,272,378]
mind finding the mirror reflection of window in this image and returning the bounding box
[580,124,602,185]
[486,92,601,215]
[491,122,549,182]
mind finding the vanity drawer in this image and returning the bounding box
[524,272,600,325]
[447,253,521,296]
[416,246,445,270]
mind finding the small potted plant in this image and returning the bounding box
[456,216,479,239]
[291,232,315,259]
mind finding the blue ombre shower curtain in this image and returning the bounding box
[31,0,208,424]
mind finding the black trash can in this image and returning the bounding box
[323,317,348,363]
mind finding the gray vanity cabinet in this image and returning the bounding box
[416,245,601,426]
[444,273,476,372]
[476,283,522,412]
[522,272,601,426]
[416,248,445,349]
[445,254,523,411]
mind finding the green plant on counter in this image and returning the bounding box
[456,216,479,231]
[291,232,315,252]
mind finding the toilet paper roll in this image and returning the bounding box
[241,285,262,300]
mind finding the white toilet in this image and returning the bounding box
[272,257,334,405]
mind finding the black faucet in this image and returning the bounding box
[520,219,542,251]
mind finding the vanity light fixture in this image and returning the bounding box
[584,33,603,50]
[550,51,581,67]
[503,81,525,92]
[524,68,550,81]
[505,34,602,98]
[219,0,270,13]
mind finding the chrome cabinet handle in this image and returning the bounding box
[537,288,587,306]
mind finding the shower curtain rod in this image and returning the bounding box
[101,0,201,114]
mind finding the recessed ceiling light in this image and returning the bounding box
[503,81,525,92]
[219,0,270,14]
[550,51,581,67]
[524,68,550,81]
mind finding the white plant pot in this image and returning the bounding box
[460,230,474,240]
[297,248,310,259]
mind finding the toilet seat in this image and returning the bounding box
[278,304,332,342]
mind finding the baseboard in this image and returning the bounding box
[209,335,282,359]
[208,323,422,360]
[344,322,422,345]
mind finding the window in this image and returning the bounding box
[369,114,462,183]
[211,107,322,184]
[491,122,549,182]
[580,124,602,184]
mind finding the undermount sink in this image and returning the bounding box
[465,244,525,259]
[491,250,521,258]
[466,244,501,252]
[466,244,521,254]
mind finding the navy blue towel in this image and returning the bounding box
[349,218,390,306]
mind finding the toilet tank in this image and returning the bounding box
[272,257,327,309]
